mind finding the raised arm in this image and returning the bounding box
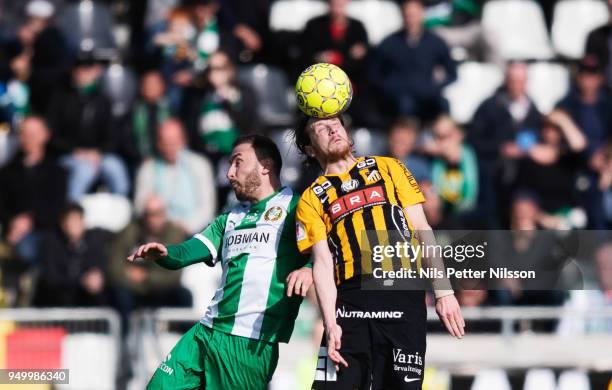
[126,237,213,270]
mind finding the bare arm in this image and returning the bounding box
[404,203,465,338]
[550,110,587,152]
[312,240,348,369]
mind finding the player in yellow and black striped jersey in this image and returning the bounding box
[296,155,425,285]
[293,114,464,390]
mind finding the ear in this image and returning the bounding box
[260,158,273,175]
[304,145,315,158]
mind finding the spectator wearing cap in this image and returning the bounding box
[24,0,71,114]
[134,118,216,234]
[557,56,612,228]
[469,61,542,227]
[514,110,587,217]
[47,59,130,201]
[370,0,457,122]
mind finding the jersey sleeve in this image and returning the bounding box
[194,212,228,266]
[296,190,327,254]
[383,157,426,207]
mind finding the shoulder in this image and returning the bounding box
[378,30,404,48]
[587,25,610,40]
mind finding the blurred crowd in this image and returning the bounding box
[0,0,611,318]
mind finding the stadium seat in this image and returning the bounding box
[346,1,403,45]
[556,369,591,390]
[181,262,221,312]
[552,0,609,59]
[270,0,329,32]
[443,62,504,124]
[58,0,117,58]
[100,64,138,118]
[60,333,117,390]
[269,128,303,187]
[80,193,132,233]
[470,369,512,390]
[481,0,554,60]
[351,128,387,156]
[237,64,296,128]
[527,62,570,113]
[523,368,556,390]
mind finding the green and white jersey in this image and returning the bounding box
[195,186,309,343]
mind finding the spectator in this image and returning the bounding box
[469,61,542,227]
[598,142,612,227]
[514,110,587,217]
[387,116,430,183]
[47,58,130,201]
[428,115,479,220]
[370,0,456,121]
[301,0,375,125]
[584,0,612,91]
[109,195,192,332]
[557,56,612,228]
[217,0,270,64]
[153,7,198,112]
[488,192,569,308]
[185,50,256,208]
[0,116,66,265]
[126,71,171,166]
[134,118,216,234]
[24,0,71,114]
[33,203,111,307]
[191,0,238,70]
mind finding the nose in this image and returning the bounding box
[227,164,235,180]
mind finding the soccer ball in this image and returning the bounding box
[295,63,353,118]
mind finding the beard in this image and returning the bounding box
[326,136,352,161]
[231,168,262,202]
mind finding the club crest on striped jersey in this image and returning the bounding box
[341,179,359,192]
[264,206,284,222]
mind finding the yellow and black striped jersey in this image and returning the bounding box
[296,156,425,285]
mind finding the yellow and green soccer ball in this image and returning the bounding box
[295,63,353,118]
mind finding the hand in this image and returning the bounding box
[6,214,33,245]
[435,294,465,338]
[172,70,193,86]
[350,43,367,60]
[501,142,523,159]
[546,109,572,128]
[325,323,348,370]
[286,267,313,297]
[233,24,262,52]
[74,149,101,167]
[126,265,148,284]
[81,268,104,294]
[127,242,168,262]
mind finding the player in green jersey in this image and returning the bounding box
[128,134,313,390]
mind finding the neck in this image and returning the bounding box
[407,25,422,39]
[331,13,347,23]
[251,178,282,203]
[323,153,358,175]
[580,90,598,104]
[23,149,44,166]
